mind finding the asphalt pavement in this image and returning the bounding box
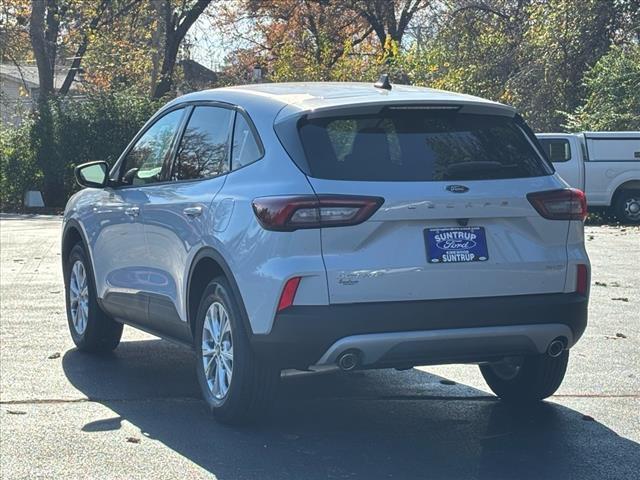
[1,214,639,479]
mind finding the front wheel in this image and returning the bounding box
[614,190,640,224]
[64,244,123,352]
[480,351,569,403]
[194,277,279,424]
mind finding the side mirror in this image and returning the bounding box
[75,161,109,188]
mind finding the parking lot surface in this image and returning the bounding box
[1,214,639,479]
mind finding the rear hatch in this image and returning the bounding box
[280,104,570,304]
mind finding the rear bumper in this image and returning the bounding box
[251,292,588,369]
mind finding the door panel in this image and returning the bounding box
[141,105,234,334]
[94,106,186,326]
[87,188,149,324]
[141,179,226,331]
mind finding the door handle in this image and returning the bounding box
[124,206,140,217]
[183,206,203,218]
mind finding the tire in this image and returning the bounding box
[479,351,569,403]
[64,244,123,352]
[614,190,640,224]
[194,277,279,424]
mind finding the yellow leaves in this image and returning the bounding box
[499,89,515,104]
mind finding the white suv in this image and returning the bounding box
[63,81,590,423]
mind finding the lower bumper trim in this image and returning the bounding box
[251,292,588,369]
[313,323,573,368]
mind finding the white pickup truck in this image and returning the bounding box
[536,132,640,223]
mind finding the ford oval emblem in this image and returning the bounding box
[446,185,469,193]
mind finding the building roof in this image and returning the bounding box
[0,64,79,91]
[178,59,218,87]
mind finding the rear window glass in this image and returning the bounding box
[298,111,550,181]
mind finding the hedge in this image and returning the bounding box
[1,90,162,210]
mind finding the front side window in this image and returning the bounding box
[231,113,263,170]
[120,109,184,186]
[538,138,572,163]
[298,110,551,181]
[172,106,233,181]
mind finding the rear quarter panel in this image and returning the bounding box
[207,98,329,335]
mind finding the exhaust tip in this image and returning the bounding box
[337,351,360,371]
[547,338,565,358]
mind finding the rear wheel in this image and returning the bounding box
[614,190,640,224]
[65,244,122,352]
[480,351,569,403]
[194,277,279,424]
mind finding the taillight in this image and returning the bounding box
[277,276,301,312]
[576,264,589,295]
[252,195,384,231]
[527,188,587,221]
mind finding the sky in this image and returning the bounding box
[186,16,228,71]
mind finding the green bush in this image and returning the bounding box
[1,89,163,210]
[0,119,40,211]
[565,45,640,131]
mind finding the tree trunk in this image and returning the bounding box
[152,0,213,99]
[150,0,168,95]
[153,33,180,99]
[29,0,55,102]
[58,39,88,96]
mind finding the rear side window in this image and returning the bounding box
[539,138,572,162]
[231,113,262,170]
[298,111,551,181]
[172,106,233,181]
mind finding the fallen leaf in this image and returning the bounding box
[615,333,627,339]
[595,281,607,287]
[440,379,456,385]
[7,410,26,415]
[126,437,141,444]
[48,352,61,359]
[612,297,629,302]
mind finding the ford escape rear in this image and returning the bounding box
[63,81,589,424]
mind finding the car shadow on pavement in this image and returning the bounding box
[63,339,640,480]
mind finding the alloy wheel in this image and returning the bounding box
[69,260,89,335]
[202,301,234,400]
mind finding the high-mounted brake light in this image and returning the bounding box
[277,277,301,312]
[527,188,587,221]
[252,195,384,231]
